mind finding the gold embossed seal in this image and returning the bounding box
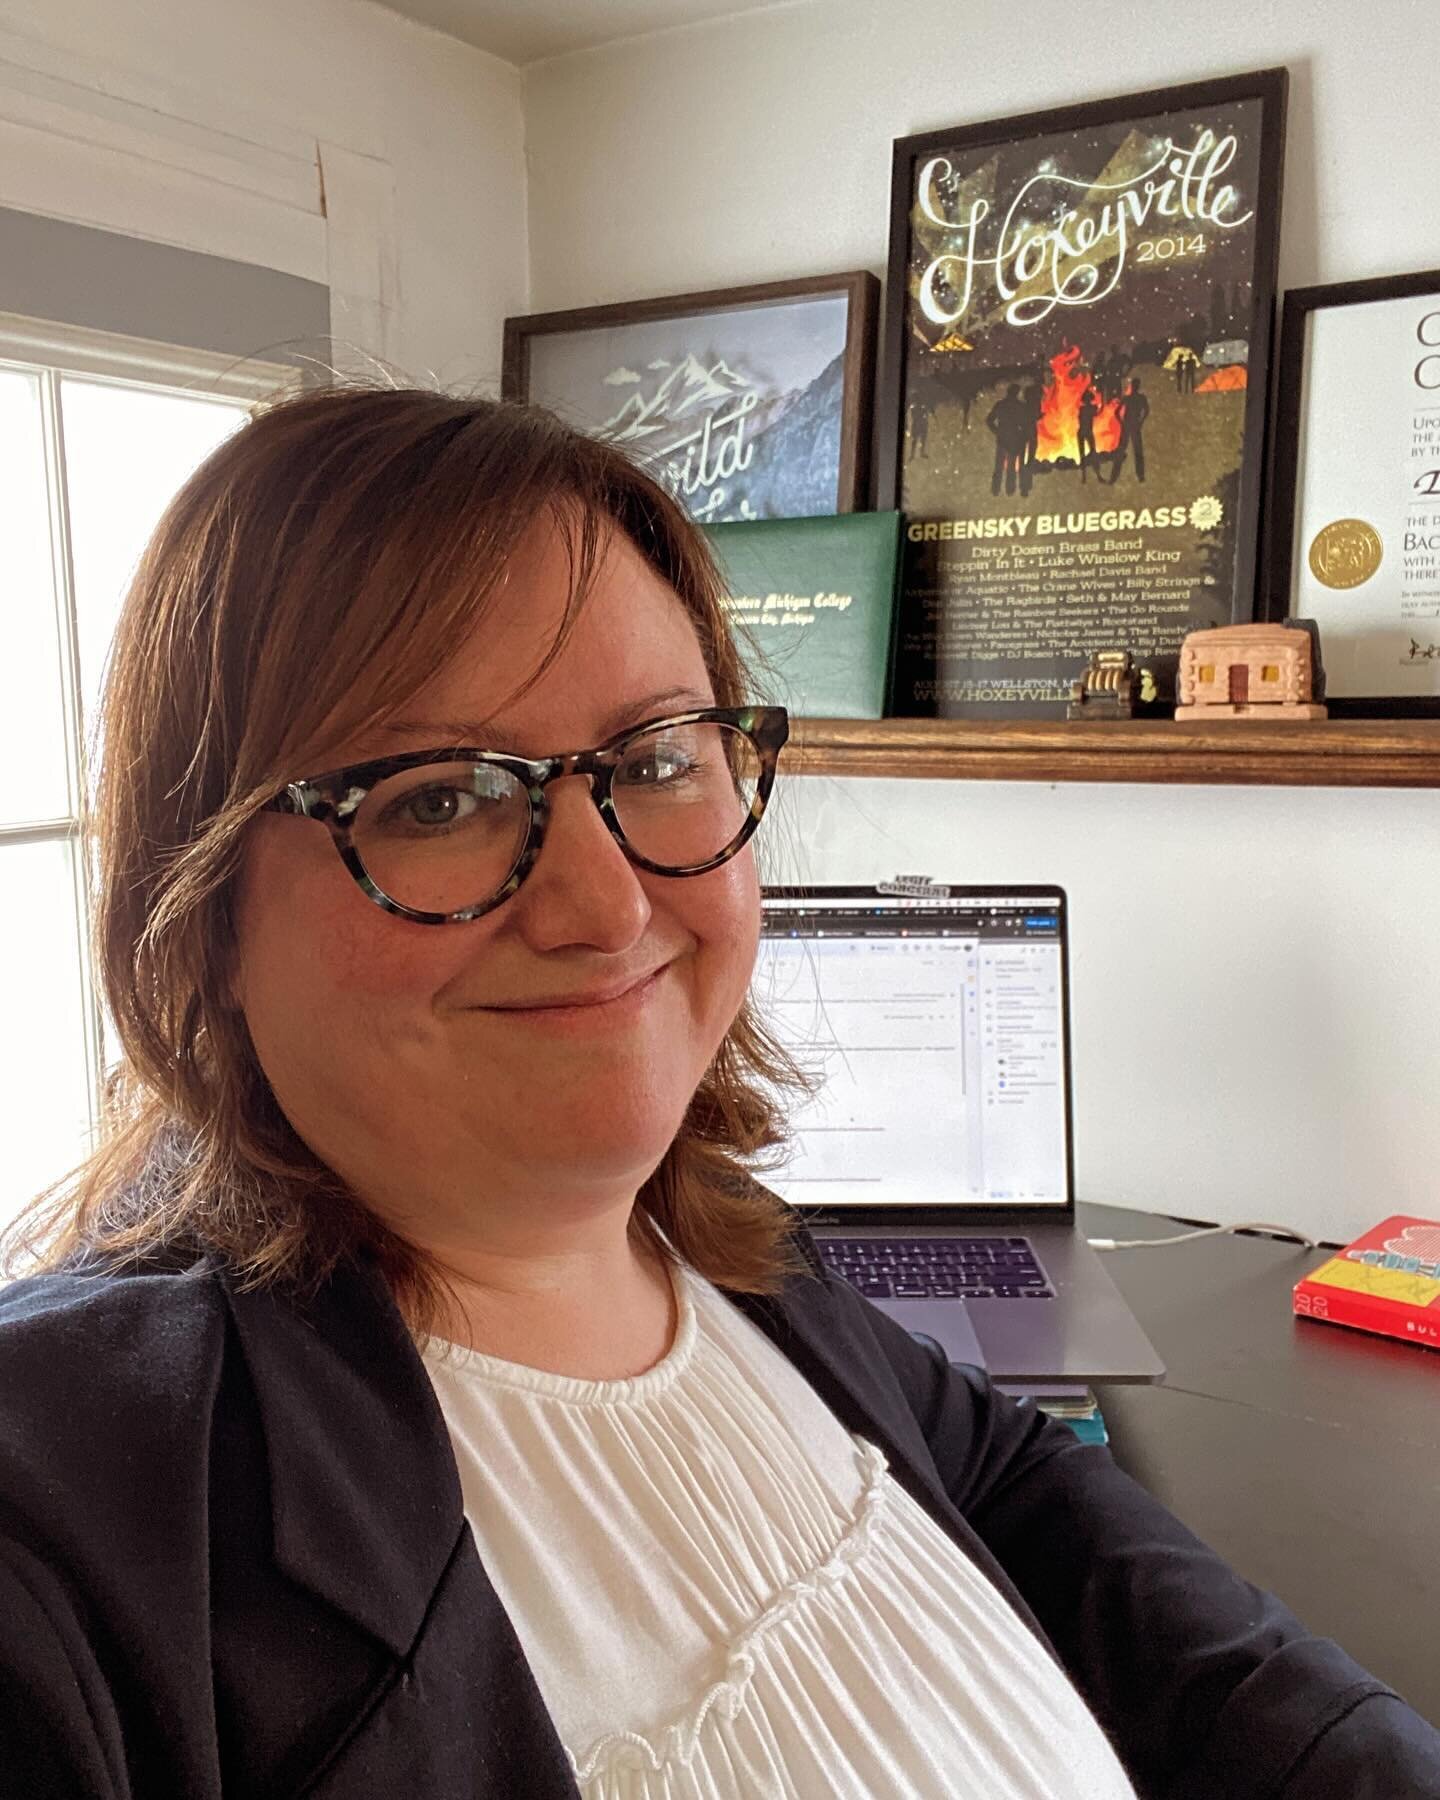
[1308,518,1383,589]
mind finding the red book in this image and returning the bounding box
[1293,1216,1440,1352]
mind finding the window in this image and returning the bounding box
[1,315,294,1226]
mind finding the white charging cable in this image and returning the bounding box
[1087,1220,1321,1252]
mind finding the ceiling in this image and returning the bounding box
[372,0,799,65]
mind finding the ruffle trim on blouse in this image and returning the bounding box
[416,1260,697,1407]
[566,1438,890,1783]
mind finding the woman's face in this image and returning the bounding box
[233,518,762,1241]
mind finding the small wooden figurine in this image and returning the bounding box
[1068,649,1139,719]
[1174,622,1327,721]
[1068,649,1179,718]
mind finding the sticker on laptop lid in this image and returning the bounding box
[877,874,952,897]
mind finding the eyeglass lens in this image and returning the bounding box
[350,721,762,914]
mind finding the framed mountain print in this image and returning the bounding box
[503,272,878,525]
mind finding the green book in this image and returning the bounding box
[704,512,902,720]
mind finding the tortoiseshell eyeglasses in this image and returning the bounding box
[262,705,789,926]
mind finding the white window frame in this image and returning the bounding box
[0,312,296,1147]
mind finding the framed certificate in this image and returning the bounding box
[1266,268,1440,715]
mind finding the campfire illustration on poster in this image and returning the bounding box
[885,76,1284,717]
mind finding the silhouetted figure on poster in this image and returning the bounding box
[907,390,932,460]
[1077,384,1100,484]
[986,384,1030,496]
[1109,378,1150,483]
[1019,381,1044,496]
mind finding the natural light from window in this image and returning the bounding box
[2,359,252,1228]
[62,381,253,741]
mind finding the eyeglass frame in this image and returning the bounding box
[261,704,790,927]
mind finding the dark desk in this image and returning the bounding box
[1080,1203,1439,1728]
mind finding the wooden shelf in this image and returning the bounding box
[783,717,1440,788]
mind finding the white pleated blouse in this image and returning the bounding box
[420,1263,1137,1800]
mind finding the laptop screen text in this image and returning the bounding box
[752,891,1069,1211]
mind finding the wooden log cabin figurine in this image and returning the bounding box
[1174,622,1327,721]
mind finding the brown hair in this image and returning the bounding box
[3,384,806,1331]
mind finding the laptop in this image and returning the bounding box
[752,883,1164,1385]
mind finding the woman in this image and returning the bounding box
[1,386,1435,1800]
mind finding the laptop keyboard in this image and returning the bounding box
[818,1236,1055,1301]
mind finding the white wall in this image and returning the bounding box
[763,777,1440,1245]
[0,0,527,387]
[525,0,1440,1241]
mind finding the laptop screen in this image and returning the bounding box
[752,886,1072,1214]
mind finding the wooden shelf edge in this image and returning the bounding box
[783,718,1440,788]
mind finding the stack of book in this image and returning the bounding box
[997,1384,1108,1446]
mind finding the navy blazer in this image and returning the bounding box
[0,1234,1436,1799]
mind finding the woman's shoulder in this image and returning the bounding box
[0,1255,231,1497]
[0,1246,228,1353]
[0,1255,240,1766]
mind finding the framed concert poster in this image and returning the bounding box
[502,272,878,525]
[877,69,1287,718]
[1265,268,1440,716]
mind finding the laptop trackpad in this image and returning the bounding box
[874,1298,987,1370]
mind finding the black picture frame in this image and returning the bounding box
[502,272,878,524]
[876,68,1288,719]
[1263,267,1440,717]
